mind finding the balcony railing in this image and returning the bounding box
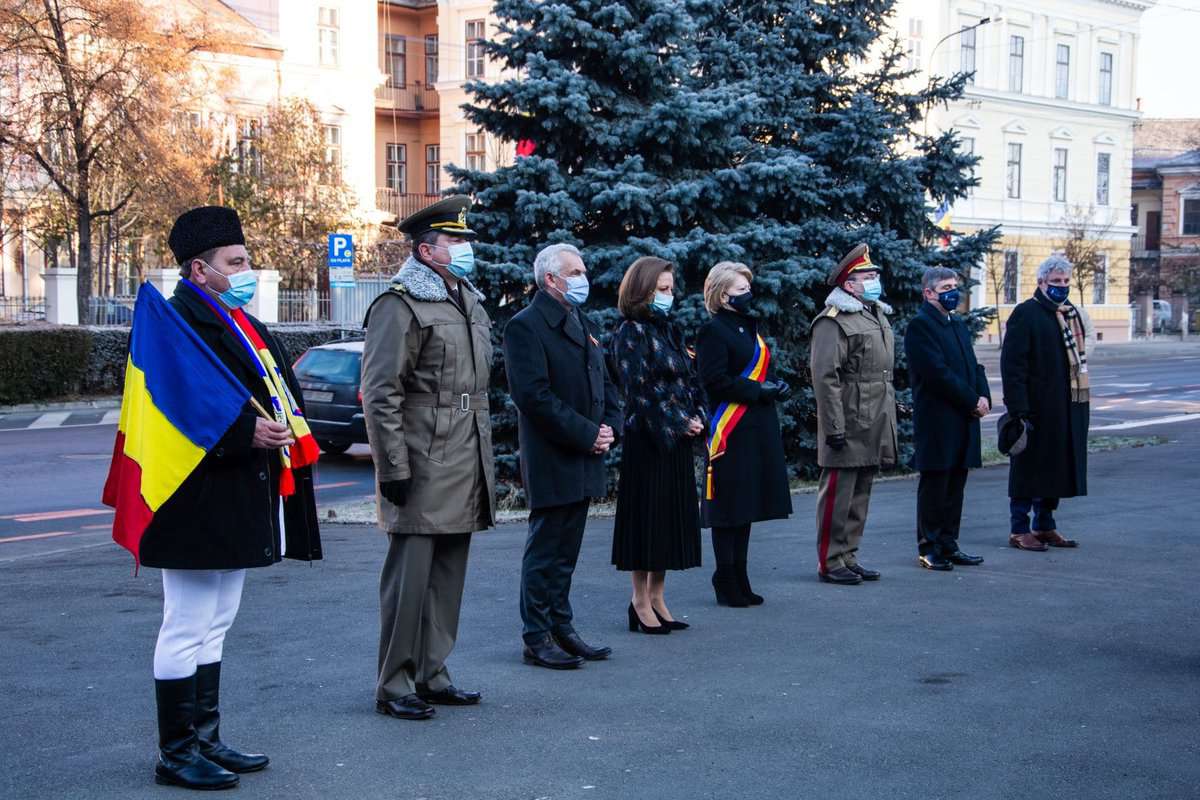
[375,83,440,113]
[376,190,441,221]
[1131,234,1160,257]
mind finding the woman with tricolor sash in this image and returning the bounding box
[611,257,707,634]
[696,262,793,607]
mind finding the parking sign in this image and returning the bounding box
[328,233,354,286]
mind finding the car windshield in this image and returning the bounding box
[295,349,361,384]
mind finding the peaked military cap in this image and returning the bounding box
[829,243,879,287]
[168,206,246,265]
[398,194,477,240]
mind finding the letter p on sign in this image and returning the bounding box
[328,233,354,268]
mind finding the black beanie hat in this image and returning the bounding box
[168,206,246,266]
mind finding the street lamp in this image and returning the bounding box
[923,16,999,136]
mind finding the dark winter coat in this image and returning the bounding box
[138,284,323,570]
[904,301,991,471]
[1000,290,1089,499]
[503,290,623,510]
[612,315,707,452]
[695,310,792,527]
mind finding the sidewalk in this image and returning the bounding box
[2,424,1197,800]
[974,337,1200,371]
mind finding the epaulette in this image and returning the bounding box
[818,306,839,319]
[388,282,409,295]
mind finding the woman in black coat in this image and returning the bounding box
[695,262,792,607]
[612,257,707,633]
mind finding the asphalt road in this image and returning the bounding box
[1,420,1198,799]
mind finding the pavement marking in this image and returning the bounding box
[0,539,112,564]
[1107,382,1152,388]
[28,411,71,429]
[1096,405,1116,410]
[0,530,78,544]
[81,523,112,530]
[100,409,121,425]
[0,508,113,523]
[1135,399,1159,405]
[1091,413,1200,431]
[316,481,358,491]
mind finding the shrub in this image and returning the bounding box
[0,326,93,404]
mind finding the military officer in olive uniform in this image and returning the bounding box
[361,196,496,720]
[810,244,898,585]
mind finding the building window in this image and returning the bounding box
[322,125,342,182]
[425,145,440,194]
[1183,198,1200,235]
[906,18,922,70]
[385,143,406,193]
[1131,203,1139,227]
[1006,142,1022,199]
[318,7,339,67]
[1003,250,1019,304]
[961,136,976,196]
[1099,52,1113,106]
[1008,35,1024,93]
[465,132,486,171]
[466,20,485,79]
[1053,147,1068,203]
[960,25,976,83]
[425,35,438,85]
[385,35,406,87]
[235,117,261,175]
[1093,254,1108,305]
[1096,152,1111,206]
[1055,44,1070,99]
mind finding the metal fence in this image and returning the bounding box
[85,294,137,325]
[0,296,46,323]
[279,279,391,325]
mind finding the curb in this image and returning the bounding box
[0,396,122,414]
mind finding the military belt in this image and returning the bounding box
[404,391,489,412]
[844,370,893,383]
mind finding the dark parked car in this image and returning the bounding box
[293,340,365,455]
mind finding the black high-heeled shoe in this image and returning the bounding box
[652,609,690,630]
[627,603,670,635]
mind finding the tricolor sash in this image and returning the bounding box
[182,280,320,495]
[705,333,770,500]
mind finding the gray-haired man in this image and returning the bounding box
[1000,255,1089,551]
[502,244,623,669]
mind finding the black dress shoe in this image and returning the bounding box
[818,566,863,585]
[918,553,954,571]
[627,603,671,634]
[554,630,612,660]
[847,563,880,581]
[375,694,436,720]
[522,634,584,669]
[653,609,690,630]
[416,684,481,705]
[947,550,984,566]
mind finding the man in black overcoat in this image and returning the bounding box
[1001,254,1089,552]
[904,267,990,571]
[502,244,623,669]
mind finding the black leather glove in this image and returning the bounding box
[379,478,412,507]
[760,381,786,403]
[774,380,792,401]
[826,433,847,451]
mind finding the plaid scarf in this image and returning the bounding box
[1055,301,1090,403]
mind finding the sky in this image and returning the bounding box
[1137,0,1200,118]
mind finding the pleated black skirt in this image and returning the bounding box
[612,427,702,572]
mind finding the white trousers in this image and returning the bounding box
[153,569,246,680]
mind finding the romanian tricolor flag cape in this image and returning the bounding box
[102,283,250,567]
[704,333,770,500]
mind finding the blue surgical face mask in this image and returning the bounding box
[443,242,475,279]
[651,291,674,315]
[557,272,590,306]
[937,288,961,311]
[861,277,883,302]
[1045,284,1069,304]
[206,264,256,309]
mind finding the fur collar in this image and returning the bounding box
[824,286,893,315]
[392,256,485,302]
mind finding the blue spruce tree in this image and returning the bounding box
[452,0,998,498]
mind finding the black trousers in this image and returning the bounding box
[916,469,968,556]
[520,499,589,644]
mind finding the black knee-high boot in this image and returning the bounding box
[195,662,269,774]
[154,675,239,790]
[711,527,749,607]
[734,525,764,605]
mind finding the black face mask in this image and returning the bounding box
[728,291,753,314]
